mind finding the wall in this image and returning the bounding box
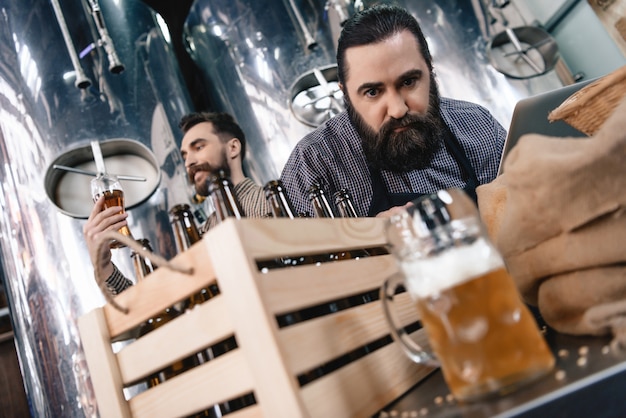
[516,0,626,79]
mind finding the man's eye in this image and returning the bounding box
[403,78,417,87]
[365,88,378,97]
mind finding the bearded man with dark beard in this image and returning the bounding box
[280,5,506,217]
[348,73,444,174]
[82,112,269,294]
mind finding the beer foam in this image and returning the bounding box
[400,238,504,299]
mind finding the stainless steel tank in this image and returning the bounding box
[0,0,194,415]
[183,0,566,184]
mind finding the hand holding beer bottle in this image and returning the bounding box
[90,173,133,248]
[382,188,555,402]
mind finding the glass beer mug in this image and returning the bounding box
[381,188,554,402]
[91,173,133,248]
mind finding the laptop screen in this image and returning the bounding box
[497,79,595,175]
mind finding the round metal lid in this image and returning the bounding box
[290,65,345,127]
[44,139,161,219]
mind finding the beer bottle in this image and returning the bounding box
[131,238,157,281]
[335,187,389,257]
[308,181,335,218]
[199,174,256,413]
[133,239,195,388]
[261,180,306,326]
[168,204,220,309]
[170,204,201,252]
[333,188,358,218]
[264,179,296,219]
[208,170,243,221]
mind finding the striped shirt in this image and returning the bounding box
[279,97,506,217]
[200,177,270,233]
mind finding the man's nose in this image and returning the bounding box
[184,155,196,169]
[386,91,409,120]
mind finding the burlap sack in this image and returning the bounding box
[476,95,626,339]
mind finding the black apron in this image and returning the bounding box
[367,124,480,216]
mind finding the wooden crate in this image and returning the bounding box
[78,218,434,418]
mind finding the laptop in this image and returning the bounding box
[497,78,596,175]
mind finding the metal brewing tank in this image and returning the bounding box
[183,0,565,185]
[0,0,194,416]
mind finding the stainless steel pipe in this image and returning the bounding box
[50,0,92,88]
[86,0,125,74]
[0,0,194,415]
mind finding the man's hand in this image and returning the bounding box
[375,201,414,218]
[82,196,128,278]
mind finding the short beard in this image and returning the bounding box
[347,77,444,173]
[188,157,230,196]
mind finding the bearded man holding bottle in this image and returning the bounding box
[82,112,269,294]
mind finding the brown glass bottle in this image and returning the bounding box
[170,204,202,253]
[208,170,243,221]
[264,179,296,219]
[261,180,307,326]
[333,188,359,218]
[133,239,196,389]
[169,203,218,307]
[308,181,335,218]
[131,238,157,281]
[309,182,355,263]
[199,174,256,414]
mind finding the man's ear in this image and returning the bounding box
[227,137,242,159]
[339,82,345,94]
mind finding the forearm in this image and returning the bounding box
[104,264,133,295]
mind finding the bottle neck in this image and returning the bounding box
[131,239,156,281]
[265,180,296,218]
[209,173,244,222]
[309,184,335,218]
[334,189,358,218]
[170,204,202,252]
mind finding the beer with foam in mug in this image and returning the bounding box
[382,189,554,401]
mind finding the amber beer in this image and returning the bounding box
[100,189,132,247]
[400,238,555,401]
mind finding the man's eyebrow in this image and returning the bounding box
[356,81,384,96]
[398,69,423,80]
[355,69,424,95]
[400,68,424,78]
[181,137,206,156]
[188,138,207,147]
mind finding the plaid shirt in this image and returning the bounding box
[279,97,506,217]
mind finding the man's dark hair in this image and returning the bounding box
[337,5,433,85]
[179,112,246,159]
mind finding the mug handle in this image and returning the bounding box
[381,272,439,367]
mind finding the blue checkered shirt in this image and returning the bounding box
[279,97,506,217]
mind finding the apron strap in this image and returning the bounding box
[441,123,480,203]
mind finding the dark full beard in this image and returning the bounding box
[188,157,230,196]
[347,79,445,173]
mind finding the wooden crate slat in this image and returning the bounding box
[225,404,263,418]
[299,330,435,418]
[117,296,233,384]
[278,292,420,375]
[77,308,131,418]
[234,218,388,259]
[128,349,254,418]
[206,220,309,418]
[104,241,218,339]
[258,254,398,314]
